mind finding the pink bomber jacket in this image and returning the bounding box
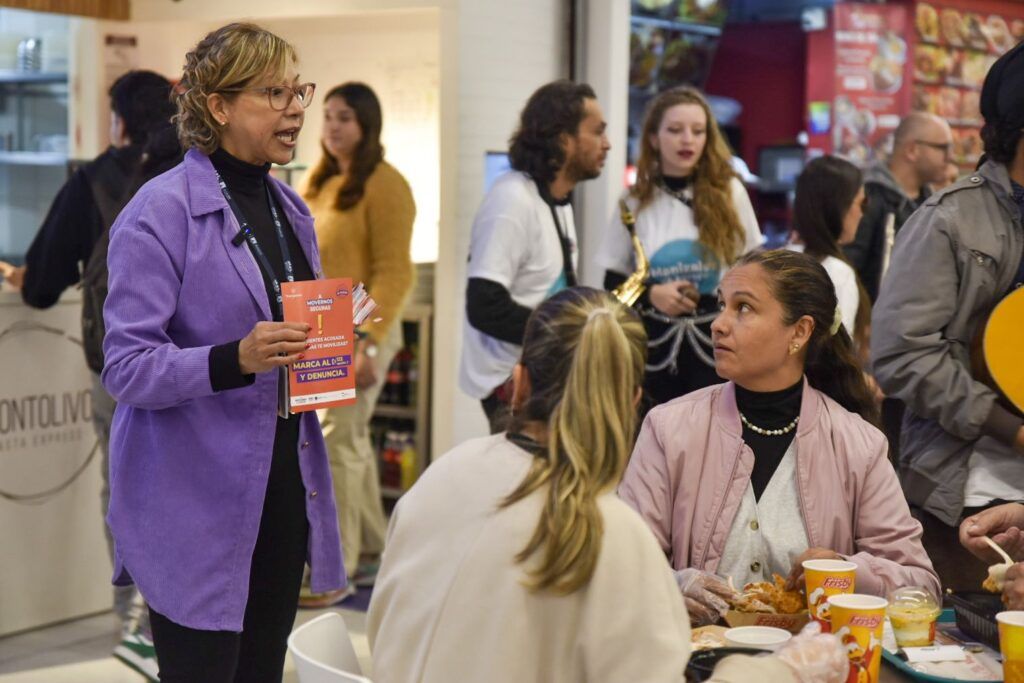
[619,380,940,598]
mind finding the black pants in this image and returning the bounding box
[149,420,310,683]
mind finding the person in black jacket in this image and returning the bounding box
[843,112,953,303]
[0,70,179,681]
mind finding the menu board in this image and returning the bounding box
[629,23,719,94]
[832,4,913,164]
[913,2,1024,167]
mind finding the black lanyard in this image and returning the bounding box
[535,180,577,288]
[216,172,294,318]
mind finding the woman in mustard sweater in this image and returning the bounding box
[300,82,416,604]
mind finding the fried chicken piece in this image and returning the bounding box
[729,573,806,614]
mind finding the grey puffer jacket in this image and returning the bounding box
[871,159,1024,526]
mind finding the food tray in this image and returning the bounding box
[881,609,1002,682]
[948,592,1003,651]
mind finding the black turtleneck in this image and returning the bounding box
[207,147,314,394]
[736,379,803,500]
[210,147,314,305]
[662,174,692,193]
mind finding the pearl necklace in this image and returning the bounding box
[739,411,799,436]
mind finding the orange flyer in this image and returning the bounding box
[281,278,356,412]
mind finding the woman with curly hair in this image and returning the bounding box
[599,86,762,407]
[101,23,345,681]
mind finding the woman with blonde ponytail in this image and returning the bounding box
[367,287,845,683]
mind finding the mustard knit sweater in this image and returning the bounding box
[301,160,416,343]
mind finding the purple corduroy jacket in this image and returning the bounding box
[102,148,345,631]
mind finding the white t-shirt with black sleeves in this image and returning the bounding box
[459,171,577,399]
[597,177,762,295]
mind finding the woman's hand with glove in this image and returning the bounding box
[774,622,849,683]
[674,568,738,626]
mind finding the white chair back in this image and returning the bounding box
[288,612,372,683]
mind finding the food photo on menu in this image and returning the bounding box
[912,3,1019,171]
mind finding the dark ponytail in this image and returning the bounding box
[735,250,879,426]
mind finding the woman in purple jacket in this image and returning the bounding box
[101,23,344,682]
[619,249,939,625]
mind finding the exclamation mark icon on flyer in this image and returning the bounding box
[317,313,323,336]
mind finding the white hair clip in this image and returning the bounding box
[829,305,843,336]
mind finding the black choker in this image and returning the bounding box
[660,177,693,206]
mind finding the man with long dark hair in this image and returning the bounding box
[872,42,1024,593]
[460,80,609,432]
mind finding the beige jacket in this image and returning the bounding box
[619,381,940,599]
[368,434,799,683]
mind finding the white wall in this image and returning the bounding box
[130,0,437,22]
[432,0,570,455]
[576,0,630,288]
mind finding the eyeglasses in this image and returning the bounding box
[221,82,316,111]
[915,140,952,156]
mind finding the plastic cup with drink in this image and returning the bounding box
[828,593,888,683]
[887,586,941,648]
[998,611,1024,683]
[803,558,857,632]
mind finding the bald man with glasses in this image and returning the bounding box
[844,112,954,303]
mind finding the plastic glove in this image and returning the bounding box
[774,621,848,683]
[674,568,737,626]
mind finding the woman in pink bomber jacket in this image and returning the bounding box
[620,250,940,624]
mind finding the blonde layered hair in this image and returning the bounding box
[502,288,647,595]
[632,86,745,266]
[175,23,297,154]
